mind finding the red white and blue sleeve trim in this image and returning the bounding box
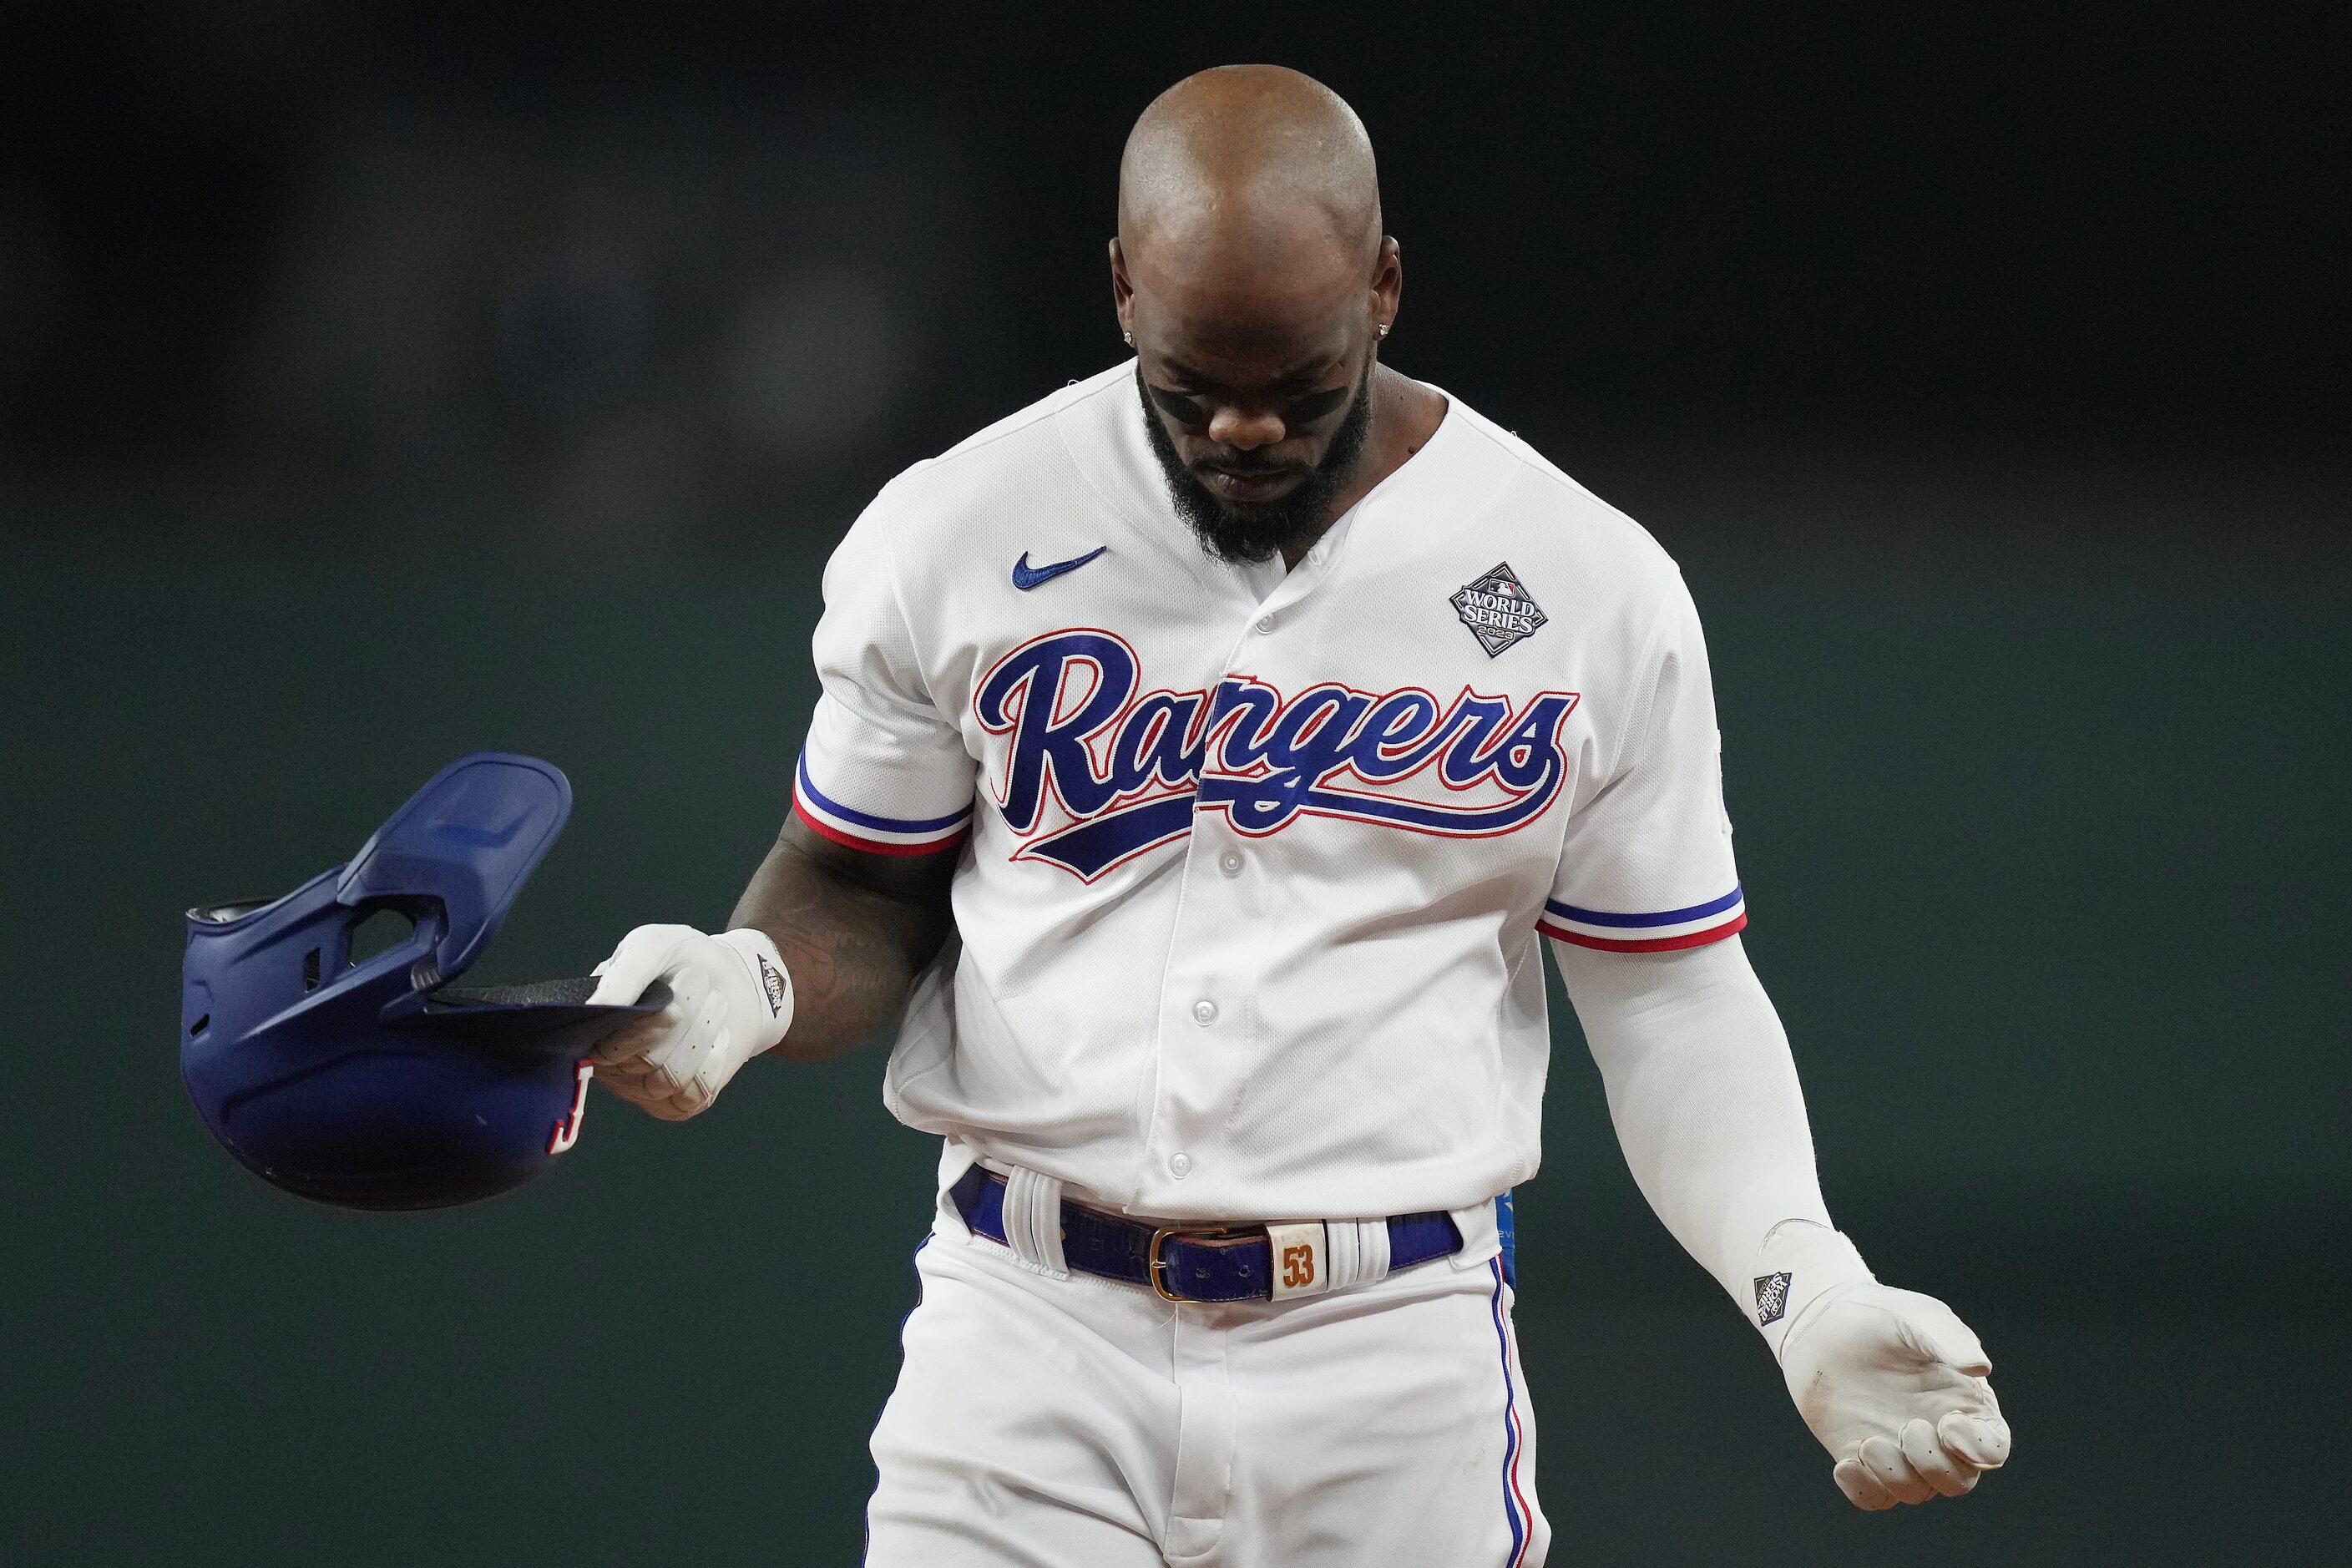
[1538,885,1748,953]
[792,753,973,857]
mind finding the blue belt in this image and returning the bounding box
[948,1166,1464,1303]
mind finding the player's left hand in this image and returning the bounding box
[1779,1280,2011,1510]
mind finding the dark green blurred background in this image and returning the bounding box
[9,498,2345,1565]
[4,5,2347,1565]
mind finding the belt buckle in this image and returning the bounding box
[1147,1226,1240,1303]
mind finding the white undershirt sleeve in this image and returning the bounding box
[1550,932,1834,1310]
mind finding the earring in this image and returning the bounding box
[1123,331,1135,346]
[1377,323,1390,339]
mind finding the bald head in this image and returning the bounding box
[1118,64,1382,283]
[1110,66,1413,569]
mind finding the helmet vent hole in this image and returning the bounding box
[348,908,417,969]
[189,1014,210,1037]
[302,948,321,993]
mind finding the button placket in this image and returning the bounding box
[1141,530,1354,1215]
[1218,516,1346,661]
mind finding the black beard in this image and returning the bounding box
[1139,367,1375,566]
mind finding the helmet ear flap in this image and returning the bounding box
[336,896,447,996]
[345,903,417,970]
[336,753,572,983]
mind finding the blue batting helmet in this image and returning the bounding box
[180,752,667,1211]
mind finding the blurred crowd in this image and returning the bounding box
[1,90,994,545]
[0,7,1034,548]
[0,3,2341,562]
[222,94,975,544]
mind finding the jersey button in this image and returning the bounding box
[1191,999,1218,1026]
[1218,850,1243,876]
[1169,1151,1193,1178]
[1255,615,1275,635]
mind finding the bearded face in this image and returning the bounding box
[1138,365,1376,566]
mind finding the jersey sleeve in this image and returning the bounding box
[1539,570,1747,952]
[792,507,979,856]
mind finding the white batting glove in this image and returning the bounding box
[584,925,795,1120]
[1754,1224,2012,1510]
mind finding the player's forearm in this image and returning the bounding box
[728,818,957,1063]
[1551,933,1832,1298]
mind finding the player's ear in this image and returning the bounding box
[1372,235,1402,318]
[1109,238,1136,330]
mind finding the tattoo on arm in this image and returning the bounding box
[727,816,958,1062]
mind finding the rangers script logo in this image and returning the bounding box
[974,629,1579,880]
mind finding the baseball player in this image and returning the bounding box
[586,64,2010,1566]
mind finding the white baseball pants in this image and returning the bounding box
[863,1206,1549,1567]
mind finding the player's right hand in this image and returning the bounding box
[584,924,795,1120]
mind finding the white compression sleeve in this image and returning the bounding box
[1550,933,1836,1308]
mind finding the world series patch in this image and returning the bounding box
[1451,562,1548,656]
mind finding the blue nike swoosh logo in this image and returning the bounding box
[1013,546,1107,590]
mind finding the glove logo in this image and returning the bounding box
[1754,1270,1793,1326]
[756,953,789,1018]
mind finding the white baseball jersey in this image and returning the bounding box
[794,362,1744,1223]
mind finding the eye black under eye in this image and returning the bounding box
[1146,385,1209,427]
[1283,387,1350,425]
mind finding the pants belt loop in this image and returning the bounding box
[1358,1216,1392,1282]
[999,1165,1069,1279]
[1323,1220,1360,1291]
[1320,1218,1391,1291]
